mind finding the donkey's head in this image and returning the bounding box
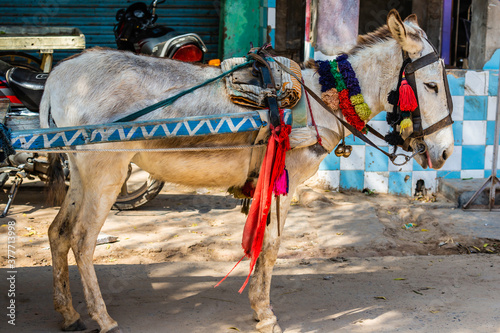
[387,10,454,169]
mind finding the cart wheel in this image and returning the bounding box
[0,51,42,72]
[112,163,164,210]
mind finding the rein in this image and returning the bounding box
[267,54,414,165]
[113,59,254,123]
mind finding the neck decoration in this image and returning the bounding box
[316,54,371,132]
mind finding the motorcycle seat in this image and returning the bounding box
[6,67,47,112]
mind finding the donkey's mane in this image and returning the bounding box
[349,25,393,55]
[301,24,393,69]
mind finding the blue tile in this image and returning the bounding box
[453,121,463,146]
[464,96,488,120]
[461,145,486,169]
[388,172,412,196]
[340,170,364,191]
[365,146,388,171]
[437,171,461,179]
[320,153,340,171]
[484,169,500,178]
[489,70,498,96]
[267,0,276,7]
[484,50,500,70]
[413,158,433,171]
[447,74,464,96]
[269,29,275,48]
[345,134,365,145]
[486,121,500,145]
[372,111,387,121]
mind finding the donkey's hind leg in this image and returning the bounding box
[70,152,134,333]
[249,190,294,333]
[54,152,133,332]
[48,182,87,331]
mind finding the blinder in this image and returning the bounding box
[400,49,454,152]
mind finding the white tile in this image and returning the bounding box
[366,120,390,146]
[462,121,487,145]
[388,149,414,172]
[485,145,500,170]
[412,171,438,194]
[309,170,340,190]
[451,96,464,121]
[340,145,365,170]
[364,172,389,193]
[460,170,484,179]
[488,96,499,121]
[267,8,276,29]
[464,71,488,95]
[441,145,462,171]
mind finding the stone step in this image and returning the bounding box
[439,178,500,208]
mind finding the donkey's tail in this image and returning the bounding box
[46,153,67,206]
[39,81,67,205]
[39,78,51,128]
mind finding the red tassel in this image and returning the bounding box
[398,78,418,112]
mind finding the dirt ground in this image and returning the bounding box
[1,183,498,268]
[1,183,500,332]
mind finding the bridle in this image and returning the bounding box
[398,43,454,153]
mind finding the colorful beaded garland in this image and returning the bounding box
[316,54,372,132]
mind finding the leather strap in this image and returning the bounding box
[247,52,281,128]
[405,52,439,74]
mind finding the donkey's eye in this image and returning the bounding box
[424,82,438,93]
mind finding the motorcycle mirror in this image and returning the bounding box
[116,9,125,21]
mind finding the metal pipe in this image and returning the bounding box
[489,58,500,210]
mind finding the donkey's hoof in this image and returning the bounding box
[256,318,282,333]
[106,327,123,333]
[62,318,87,331]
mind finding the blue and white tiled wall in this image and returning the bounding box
[265,0,276,47]
[313,62,500,196]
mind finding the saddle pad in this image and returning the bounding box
[221,56,302,110]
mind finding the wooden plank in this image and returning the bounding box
[10,110,292,151]
[10,112,262,150]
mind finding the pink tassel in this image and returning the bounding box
[273,168,289,196]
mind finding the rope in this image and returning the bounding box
[0,124,15,162]
[15,144,266,154]
[301,77,323,147]
[114,60,254,123]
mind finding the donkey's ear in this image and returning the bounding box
[388,9,423,53]
[387,9,406,45]
[404,14,419,26]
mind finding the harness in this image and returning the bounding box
[267,45,453,165]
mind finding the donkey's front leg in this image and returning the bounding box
[249,191,294,333]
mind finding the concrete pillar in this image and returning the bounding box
[469,0,500,69]
[315,0,360,55]
[220,0,261,59]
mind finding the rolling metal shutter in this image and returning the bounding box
[0,0,220,63]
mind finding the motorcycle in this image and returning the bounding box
[0,0,208,216]
[114,0,207,61]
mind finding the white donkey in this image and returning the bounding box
[40,10,453,333]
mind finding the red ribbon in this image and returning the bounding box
[215,109,291,293]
